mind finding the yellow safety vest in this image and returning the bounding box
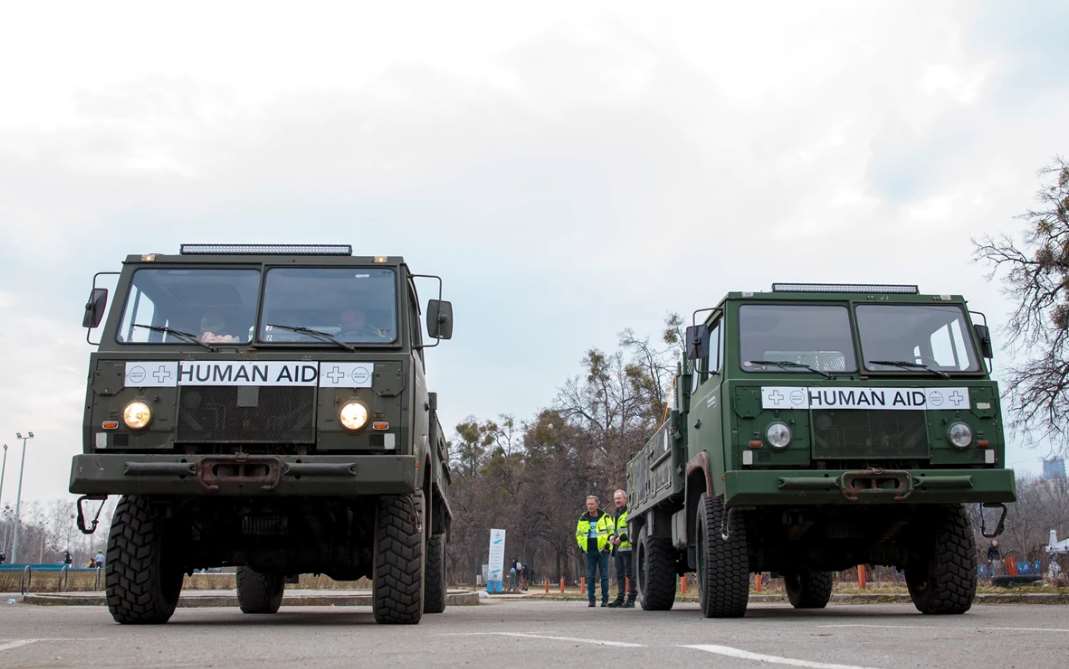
[575,511,614,553]
[613,508,632,551]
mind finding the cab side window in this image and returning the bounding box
[691,320,723,392]
[409,290,424,367]
[707,321,723,375]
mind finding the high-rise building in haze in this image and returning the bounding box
[1042,457,1066,481]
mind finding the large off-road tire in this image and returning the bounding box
[695,494,749,618]
[424,533,447,614]
[906,505,977,615]
[636,524,676,611]
[785,570,834,609]
[372,491,426,624]
[236,567,284,614]
[105,495,184,625]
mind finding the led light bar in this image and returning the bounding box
[180,244,352,256]
[772,283,919,294]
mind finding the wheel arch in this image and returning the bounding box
[685,451,714,548]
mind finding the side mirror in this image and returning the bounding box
[426,299,453,340]
[685,325,705,361]
[82,288,108,328]
[974,324,993,359]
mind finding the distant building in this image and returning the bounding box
[1042,457,1066,481]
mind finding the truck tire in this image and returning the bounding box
[785,570,833,609]
[424,533,447,614]
[695,494,749,618]
[636,524,676,611]
[906,505,977,615]
[236,567,284,614]
[373,491,426,624]
[105,495,184,625]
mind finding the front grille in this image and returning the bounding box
[177,387,315,444]
[812,410,928,460]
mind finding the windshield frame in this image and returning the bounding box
[854,301,983,376]
[253,264,402,348]
[114,265,262,347]
[737,301,859,376]
[111,263,407,350]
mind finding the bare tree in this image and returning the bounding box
[975,157,1069,452]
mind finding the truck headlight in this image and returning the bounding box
[339,401,369,431]
[123,401,152,430]
[947,422,972,448]
[766,422,792,449]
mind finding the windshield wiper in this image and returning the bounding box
[746,359,833,379]
[131,324,216,351]
[265,323,355,351]
[868,359,950,379]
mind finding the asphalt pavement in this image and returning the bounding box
[1,598,1066,668]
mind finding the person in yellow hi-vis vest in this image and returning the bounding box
[575,495,614,607]
[607,488,636,608]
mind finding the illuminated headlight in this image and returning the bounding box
[339,401,369,431]
[122,401,152,430]
[947,422,973,448]
[766,422,792,449]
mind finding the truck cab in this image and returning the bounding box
[72,244,453,625]
[627,283,1015,617]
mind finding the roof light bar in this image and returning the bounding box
[180,244,352,256]
[772,283,919,294]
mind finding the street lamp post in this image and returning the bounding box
[0,443,8,509]
[11,431,34,564]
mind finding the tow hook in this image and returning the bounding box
[839,468,913,502]
[198,455,283,492]
[76,495,108,535]
[979,502,1007,538]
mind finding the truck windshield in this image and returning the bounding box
[739,304,857,373]
[856,304,979,373]
[117,268,260,344]
[259,267,398,344]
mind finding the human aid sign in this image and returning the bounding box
[761,386,971,411]
[123,361,375,389]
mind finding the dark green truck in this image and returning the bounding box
[71,244,453,625]
[627,283,1015,617]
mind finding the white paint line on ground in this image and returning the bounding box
[684,643,880,669]
[821,624,1069,634]
[0,640,39,653]
[439,632,645,648]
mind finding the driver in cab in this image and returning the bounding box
[339,308,390,341]
[198,310,240,344]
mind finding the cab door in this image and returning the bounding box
[408,283,429,465]
[687,316,725,489]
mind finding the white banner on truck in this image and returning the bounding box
[123,361,375,388]
[761,386,971,411]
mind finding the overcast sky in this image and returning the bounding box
[1,1,1067,503]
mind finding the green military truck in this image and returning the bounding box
[71,244,454,625]
[627,283,1015,617]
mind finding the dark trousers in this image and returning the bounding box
[585,550,609,604]
[614,550,634,601]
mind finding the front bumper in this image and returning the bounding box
[723,467,1016,507]
[69,453,418,497]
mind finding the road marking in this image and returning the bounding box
[821,624,1069,633]
[440,632,645,648]
[0,640,39,653]
[684,643,879,669]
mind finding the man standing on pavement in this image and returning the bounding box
[575,495,614,607]
[607,488,636,608]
